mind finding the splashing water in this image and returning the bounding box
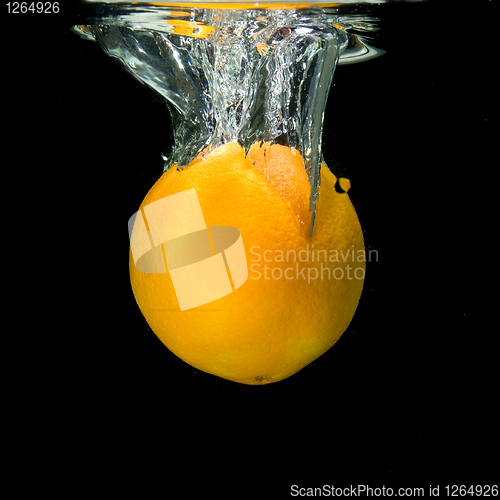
[74,3,384,234]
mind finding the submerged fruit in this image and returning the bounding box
[129,142,365,385]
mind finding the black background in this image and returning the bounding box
[2,0,497,493]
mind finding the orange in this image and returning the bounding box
[129,142,365,385]
[149,2,338,11]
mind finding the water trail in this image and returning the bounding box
[87,7,349,234]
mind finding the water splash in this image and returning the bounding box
[78,5,366,234]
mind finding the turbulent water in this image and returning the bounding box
[78,5,368,232]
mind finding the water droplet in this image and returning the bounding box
[335,177,351,193]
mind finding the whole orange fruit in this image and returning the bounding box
[129,142,365,384]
